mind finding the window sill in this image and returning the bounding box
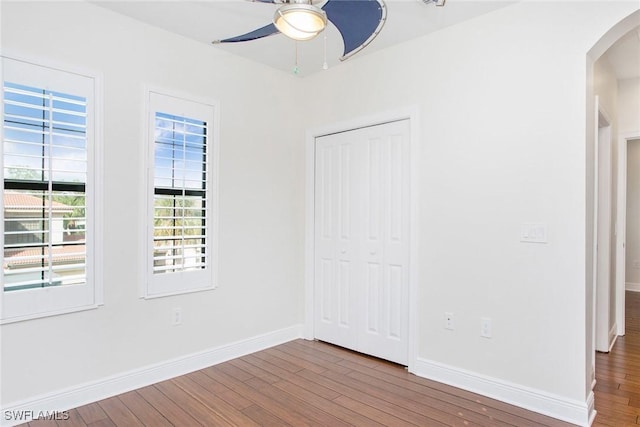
[142,284,217,300]
[0,302,102,324]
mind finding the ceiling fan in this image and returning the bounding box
[213,0,388,62]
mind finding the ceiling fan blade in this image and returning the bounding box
[213,23,280,44]
[323,0,387,61]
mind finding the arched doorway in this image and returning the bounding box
[586,8,640,424]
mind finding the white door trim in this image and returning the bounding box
[304,106,420,371]
[616,131,640,336]
[595,100,613,353]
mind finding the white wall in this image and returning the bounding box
[627,140,640,287]
[300,0,637,409]
[619,78,640,134]
[595,58,619,122]
[623,77,640,287]
[0,1,305,405]
[1,0,639,425]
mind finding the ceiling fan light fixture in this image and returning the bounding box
[274,3,327,41]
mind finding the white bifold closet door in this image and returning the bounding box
[314,119,410,365]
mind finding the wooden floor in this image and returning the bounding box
[22,295,640,427]
[593,291,640,426]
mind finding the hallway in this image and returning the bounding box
[594,291,640,426]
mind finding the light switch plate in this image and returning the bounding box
[521,223,548,243]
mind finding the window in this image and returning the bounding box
[146,90,218,297]
[1,57,102,322]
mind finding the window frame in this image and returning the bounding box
[0,54,104,323]
[144,87,219,299]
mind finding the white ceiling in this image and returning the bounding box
[93,0,516,77]
[602,26,640,80]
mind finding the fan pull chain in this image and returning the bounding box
[323,31,328,70]
[293,41,300,75]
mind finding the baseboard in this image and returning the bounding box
[1,324,304,427]
[626,282,640,292]
[412,357,592,426]
[609,323,618,352]
[587,391,597,426]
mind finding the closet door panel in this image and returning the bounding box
[314,119,410,366]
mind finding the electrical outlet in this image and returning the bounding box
[634,260,640,269]
[172,307,182,326]
[444,312,454,330]
[481,317,492,338]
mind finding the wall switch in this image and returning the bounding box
[445,312,454,330]
[634,260,640,269]
[172,307,182,326]
[520,223,548,243]
[481,317,492,338]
